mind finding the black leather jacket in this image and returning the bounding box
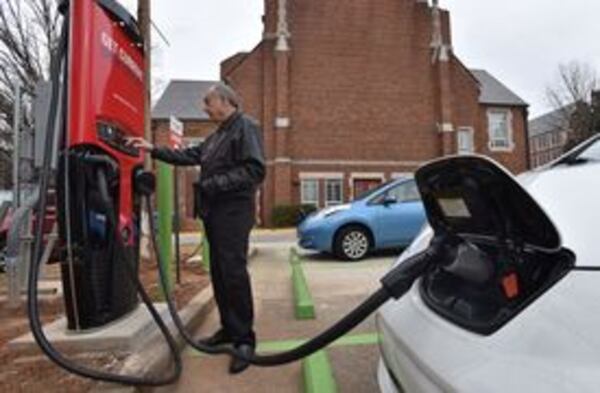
[151,112,266,216]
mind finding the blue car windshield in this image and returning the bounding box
[353,180,395,201]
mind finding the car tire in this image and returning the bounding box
[334,225,371,261]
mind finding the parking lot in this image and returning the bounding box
[154,236,398,393]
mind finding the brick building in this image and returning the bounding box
[152,0,530,227]
[217,0,529,225]
[530,91,600,168]
[529,105,573,168]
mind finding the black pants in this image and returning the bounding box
[203,196,256,347]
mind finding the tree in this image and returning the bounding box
[546,61,600,151]
[0,0,60,187]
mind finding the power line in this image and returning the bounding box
[151,19,170,47]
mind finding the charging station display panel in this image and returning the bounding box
[69,0,145,155]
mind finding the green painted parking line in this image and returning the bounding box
[258,332,379,352]
[185,333,380,357]
[290,248,315,319]
[331,332,380,347]
[303,351,337,393]
[292,262,316,319]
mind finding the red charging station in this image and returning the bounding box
[58,0,146,330]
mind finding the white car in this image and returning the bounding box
[377,135,600,393]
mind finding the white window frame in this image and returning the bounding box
[325,179,344,207]
[300,179,320,207]
[487,108,514,152]
[457,127,475,155]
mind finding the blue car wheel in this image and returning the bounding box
[334,225,371,261]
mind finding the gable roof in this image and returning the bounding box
[528,104,575,137]
[152,80,217,120]
[471,69,528,107]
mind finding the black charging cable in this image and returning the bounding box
[142,186,447,366]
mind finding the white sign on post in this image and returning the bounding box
[169,116,184,148]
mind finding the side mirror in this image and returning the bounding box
[382,195,397,206]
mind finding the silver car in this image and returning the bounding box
[377,135,600,393]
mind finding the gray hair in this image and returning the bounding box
[207,82,241,109]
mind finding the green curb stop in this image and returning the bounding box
[201,222,210,272]
[291,257,315,320]
[290,247,300,264]
[303,350,338,393]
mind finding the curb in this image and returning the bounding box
[92,286,215,392]
[302,350,338,393]
[290,248,315,320]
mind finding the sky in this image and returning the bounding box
[120,0,600,118]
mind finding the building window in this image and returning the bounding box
[487,109,513,151]
[301,179,319,207]
[457,127,475,154]
[325,179,343,206]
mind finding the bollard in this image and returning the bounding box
[157,162,174,295]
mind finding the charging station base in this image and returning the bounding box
[10,304,171,355]
[10,286,213,357]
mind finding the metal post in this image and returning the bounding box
[157,161,174,294]
[138,0,153,266]
[7,83,21,307]
[12,81,21,208]
[138,0,152,171]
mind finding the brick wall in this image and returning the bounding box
[221,0,529,226]
[478,106,529,173]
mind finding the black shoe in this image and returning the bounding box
[197,329,233,347]
[229,344,254,374]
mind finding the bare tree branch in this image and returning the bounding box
[546,60,600,150]
[0,0,59,188]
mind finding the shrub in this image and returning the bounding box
[271,204,317,228]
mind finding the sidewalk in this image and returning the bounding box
[178,228,297,246]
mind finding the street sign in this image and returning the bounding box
[169,115,183,148]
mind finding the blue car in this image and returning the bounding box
[297,177,427,260]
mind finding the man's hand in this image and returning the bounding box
[126,137,154,153]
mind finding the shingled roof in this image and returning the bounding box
[529,104,575,137]
[471,69,528,107]
[152,80,217,120]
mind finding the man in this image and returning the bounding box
[128,82,265,374]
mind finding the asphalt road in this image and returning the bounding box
[153,235,398,393]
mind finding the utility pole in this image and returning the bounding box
[138,0,152,171]
[138,0,153,261]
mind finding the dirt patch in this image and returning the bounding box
[0,243,209,392]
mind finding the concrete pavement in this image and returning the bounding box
[152,241,396,393]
